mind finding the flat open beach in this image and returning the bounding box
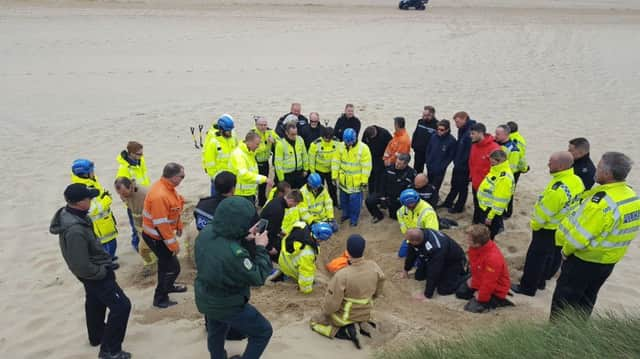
[1,0,639,357]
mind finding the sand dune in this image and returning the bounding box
[1,1,639,358]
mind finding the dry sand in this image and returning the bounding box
[1,0,640,358]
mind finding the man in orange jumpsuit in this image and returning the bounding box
[142,162,187,308]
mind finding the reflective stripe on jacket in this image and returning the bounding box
[202,128,238,178]
[477,161,515,220]
[530,168,585,231]
[115,152,150,186]
[253,127,278,163]
[278,222,317,294]
[309,138,340,173]
[332,141,372,194]
[509,131,528,173]
[299,185,334,224]
[396,199,439,234]
[71,174,118,244]
[142,177,184,252]
[230,142,267,196]
[556,182,640,264]
[274,136,308,181]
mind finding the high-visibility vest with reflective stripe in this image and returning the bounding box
[331,141,372,194]
[509,131,528,173]
[309,138,340,173]
[299,185,334,224]
[142,178,184,252]
[274,136,308,181]
[499,140,522,174]
[202,128,238,178]
[531,168,585,231]
[253,127,278,163]
[477,161,515,220]
[396,199,439,234]
[278,222,317,294]
[282,206,302,237]
[115,153,150,187]
[230,142,267,196]
[557,182,640,264]
[331,297,372,326]
[71,174,118,244]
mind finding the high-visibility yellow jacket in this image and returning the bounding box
[309,138,340,174]
[229,142,267,196]
[115,152,150,186]
[397,199,439,234]
[253,127,278,163]
[477,161,515,220]
[299,185,334,224]
[274,136,308,181]
[202,128,238,178]
[278,222,317,294]
[557,182,640,264]
[531,168,585,231]
[282,206,302,237]
[332,141,372,194]
[71,174,118,244]
[499,140,522,174]
[509,131,528,173]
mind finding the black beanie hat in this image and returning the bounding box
[347,234,366,258]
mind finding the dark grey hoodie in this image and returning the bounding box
[50,207,112,281]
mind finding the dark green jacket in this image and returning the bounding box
[49,207,112,281]
[194,197,272,319]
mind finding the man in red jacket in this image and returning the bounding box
[469,123,500,224]
[456,225,513,313]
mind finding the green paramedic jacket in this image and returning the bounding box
[194,197,273,320]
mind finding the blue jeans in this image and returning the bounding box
[206,304,273,359]
[126,208,139,251]
[340,190,362,226]
[103,239,118,259]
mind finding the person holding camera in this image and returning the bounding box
[195,196,274,359]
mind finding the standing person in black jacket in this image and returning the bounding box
[276,103,310,138]
[334,104,361,141]
[441,111,476,213]
[365,153,416,223]
[425,119,457,192]
[194,171,236,231]
[401,228,467,300]
[362,125,393,194]
[259,188,303,262]
[303,112,325,148]
[411,105,438,174]
[50,184,132,359]
[568,137,596,190]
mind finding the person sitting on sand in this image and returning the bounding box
[456,225,513,313]
[311,234,385,349]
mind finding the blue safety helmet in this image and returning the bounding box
[217,114,235,131]
[307,173,322,189]
[399,188,420,206]
[343,128,357,145]
[71,159,95,176]
[311,222,333,241]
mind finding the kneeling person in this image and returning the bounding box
[311,235,385,349]
[402,228,466,299]
[456,225,513,313]
[278,222,334,294]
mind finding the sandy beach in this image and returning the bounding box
[1,0,639,357]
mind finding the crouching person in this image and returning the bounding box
[456,225,513,313]
[311,235,385,349]
[402,228,467,300]
[194,197,273,359]
[276,222,334,293]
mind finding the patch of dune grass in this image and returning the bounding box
[379,311,640,359]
